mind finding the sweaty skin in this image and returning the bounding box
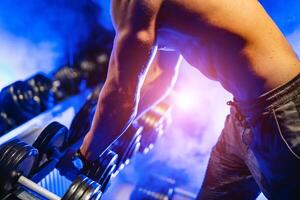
[80,0,300,161]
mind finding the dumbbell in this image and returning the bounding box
[130,175,175,200]
[68,86,102,145]
[68,99,97,145]
[82,150,118,192]
[0,81,41,125]
[123,132,142,165]
[153,102,173,127]
[138,110,165,153]
[0,139,102,200]
[77,52,109,87]
[0,111,16,136]
[53,66,83,99]
[111,125,142,170]
[32,122,69,171]
[152,102,172,116]
[27,73,56,111]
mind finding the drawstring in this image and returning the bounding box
[227,100,252,146]
[226,100,245,121]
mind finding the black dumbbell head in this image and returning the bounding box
[0,139,38,193]
[68,85,102,145]
[77,52,109,87]
[53,66,83,98]
[0,81,41,124]
[111,125,143,169]
[27,73,56,111]
[123,133,142,164]
[33,121,69,164]
[82,150,117,192]
[62,175,102,200]
[68,92,98,145]
[0,111,16,136]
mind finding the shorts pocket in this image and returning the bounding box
[273,100,300,160]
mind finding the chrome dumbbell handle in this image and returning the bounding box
[17,175,60,200]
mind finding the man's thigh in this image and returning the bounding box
[246,97,300,199]
[197,112,260,200]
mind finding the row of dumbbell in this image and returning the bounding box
[0,139,102,200]
[0,99,173,199]
[30,122,118,192]
[0,110,169,200]
[0,119,121,199]
[0,51,109,136]
[131,174,197,200]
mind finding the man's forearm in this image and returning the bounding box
[80,83,138,161]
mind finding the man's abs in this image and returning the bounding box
[157,0,300,100]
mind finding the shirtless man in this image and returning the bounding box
[79,0,300,199]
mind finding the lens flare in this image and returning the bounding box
[172,90,197,111]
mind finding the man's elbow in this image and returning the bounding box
[117,28,155,50]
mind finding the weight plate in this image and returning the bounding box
[124,134,142,164]
[84,179,102,200]
[33,121,69,162]
[63,175,86,200]
[90,190,102,200]
[68,93,99,145]
[0,139,19,160]
[79,60,103,87]
[99,164,116,192]
[123,126,143,162]
[14,144,37,176]
[54,66,83,97]
[68,85,102,145]
[0,81,41,124]
[0,140,23,167]
[72,177,90,200]
[98,150,118,178]
[0,139,38,192]
[62,176,81,200]
[112,125,142,168]
[153,102,172,115]
[0,111,16,136]
[83,150,117,188]
[27,73,56,111]
[80,178,93,200]
[95,151,117,192]
[139,110,164,129]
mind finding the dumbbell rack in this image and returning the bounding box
[0,90,92,199]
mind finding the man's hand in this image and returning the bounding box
[56,148,83,180]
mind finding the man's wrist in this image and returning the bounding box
[75,150,88,163]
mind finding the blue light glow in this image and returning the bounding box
[0,0,107,88]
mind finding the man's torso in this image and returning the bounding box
[156,0,300,100]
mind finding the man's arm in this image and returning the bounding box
[80,0,163,161]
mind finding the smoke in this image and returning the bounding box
[0,29,59,88]
[140,60,232,192]
[0,0,105,88]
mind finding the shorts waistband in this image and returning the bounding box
[234,73,300,117]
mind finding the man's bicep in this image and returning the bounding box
[106,30,157,96]
[111,0,161,31]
